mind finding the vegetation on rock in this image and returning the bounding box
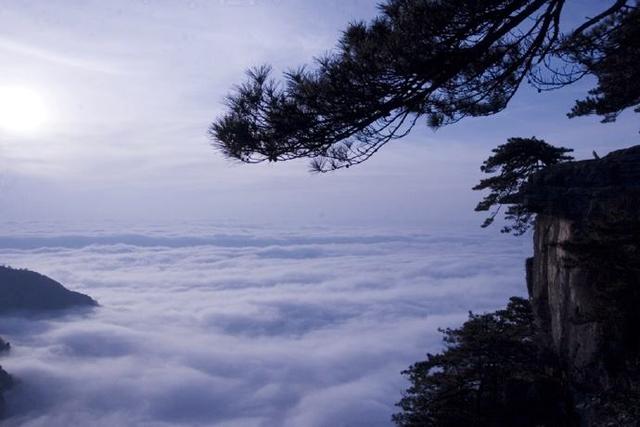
[211,0,638,171]
[472,137,573,234]
[393,297,576,426]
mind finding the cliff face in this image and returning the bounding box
[523,146,640,424]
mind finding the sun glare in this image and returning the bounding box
[0,86,49,134]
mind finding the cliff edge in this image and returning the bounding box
[521,145,640,425]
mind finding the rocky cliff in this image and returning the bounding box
[521,145,640,425]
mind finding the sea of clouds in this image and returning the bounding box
[0,225,530,426]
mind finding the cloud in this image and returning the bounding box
[0,227,530,426]
[0,37,123,74]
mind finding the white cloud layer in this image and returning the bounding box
[0,226,530,426]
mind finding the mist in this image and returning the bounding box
[0,226,528,426]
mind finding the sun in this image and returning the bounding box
[0,86,49,134]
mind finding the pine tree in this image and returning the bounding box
[211,1,638,172]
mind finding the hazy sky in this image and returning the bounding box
[0,0,637,229]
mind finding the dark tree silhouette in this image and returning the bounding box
[210,0,638,172]
[393,297,576,427]
[539,3,640,123]
[0,360,11,419]
[473,137,573,234]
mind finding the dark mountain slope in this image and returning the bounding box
[0,266,97,313]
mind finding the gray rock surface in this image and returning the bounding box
[522,145,640,425]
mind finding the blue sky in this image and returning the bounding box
[0,0,637,230]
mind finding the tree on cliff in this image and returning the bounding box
[393,297,575,427]
[210,0,639,172]
[473,137,574,235]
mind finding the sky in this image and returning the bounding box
[0,0,636,230]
